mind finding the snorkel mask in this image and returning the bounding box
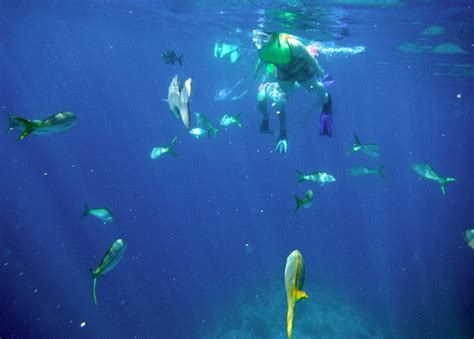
[252,30,275,50]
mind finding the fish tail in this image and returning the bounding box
[439,177,456,195]
[167,148,177,156]
[354,133,361,146]
[91,272,98,305]
[167,137,178,155]
[293,195,302,215]
[15,117,36,141]
[287,301,294,339]
[6,113,14,135]
[209,127,219,139]
[375,165,386,178]
[236,113,242,127]
[178,54,183,65]
[80,203,90,219]
[296,170,305,183]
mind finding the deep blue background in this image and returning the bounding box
[0,1,473,338]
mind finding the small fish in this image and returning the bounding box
[346,134,380,158]
[464,229,474,249]
[412,163,456,195]
[161,50,183,65]
[220,113,242,127]
[150,137,177,159]
[285,250,308,339]
[188,127,209,139]
[167,75,192,129]
[90,239,126,305]
[293,189,313,215]
[195,112,219,139]
[81,203,114,224]
[8,111,77,141]
[296,170,336,185]
[348,165,385,178]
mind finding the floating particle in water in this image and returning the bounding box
[80,321,86,328]
[456,93,462,99]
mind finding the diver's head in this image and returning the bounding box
[252,30,278,50]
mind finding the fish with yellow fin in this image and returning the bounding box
[285,250,308,339]
[90,239,126,305]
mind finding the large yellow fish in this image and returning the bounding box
[285,250,308,339]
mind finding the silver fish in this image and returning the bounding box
[90,239,126,305]
[167,75,192,129]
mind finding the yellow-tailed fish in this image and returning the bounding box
[81,203,114,224]
[90,239,126,305]
[285,250,308,339]
[8,111,77,141]
[412,163,456,195]
[346,133,380,158]
[293,189,313,215]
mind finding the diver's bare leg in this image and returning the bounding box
[275,102,288,152]
[258,86,271,133]
[302,77,333,136]
[301,78,328,103]
[276,103,287,134]
[273,80,296,153]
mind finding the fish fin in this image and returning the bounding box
[18,130,32,141]
[236,113,242,127]
[294,289,309,301]
[287,301,295,339]
[208,127,219,139]
[178,54,183,65]
[375,165,386,178]
[354,133,361,146]
[161,98,168,102]
[14,117,38,141]
[6,113,15,135]
[293,195,303,215]
[439,177,456,195]
[81,203,90,219]
[92,275,98,305]
[167,137,178,155]
[296,170,305,183]
[179,85,191,129]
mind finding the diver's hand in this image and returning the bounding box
[260,119,273,134]
[275,130,288,153]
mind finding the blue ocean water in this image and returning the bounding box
[0,1,473,338]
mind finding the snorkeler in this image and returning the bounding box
[253,30,333,153]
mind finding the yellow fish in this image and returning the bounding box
[285,250,308,339]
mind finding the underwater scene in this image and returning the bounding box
[0,0,473,338]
